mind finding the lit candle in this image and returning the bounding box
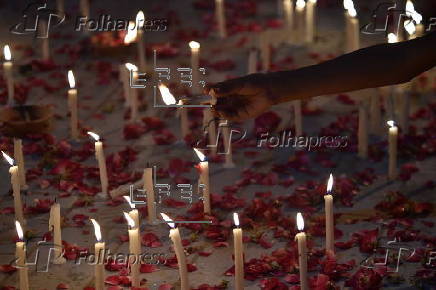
[124,212,141,287]
[80,0,90,18]
[143,167,156,224]
[136,11,146,72]
[87,132,109,197]
[40,20,50,60]
[189,41,200,94]
[215,0,227,38]
[49,202,66,264]
[15,221,29,290]
[233,213,244,290]
[294,100,302,137]
[221,121,235,168]
[247,48,257,75]
[345,5,359,52]
[124,196,140,230]
[159,84,190,140]
[295,0,306,45]
[387,120,398,180]
[295,213,308,290]
[125,63,139,122]
[324,174,334,254]
[2,151,25,225]
[404,1,423,39]
[305,0,317,43]
[203,108,217,157]
[283,0,294,35]
[194,148,210,214]
[358,101,368,159]
[67,70,79,140]
[90,219,105,290]
[369,93,381,135]
[161,213,189,290]
[13,138,27,188]
[3,45,14,106]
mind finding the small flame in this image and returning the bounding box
[87,131,100,141]
[160,213,175,229]
[296,212,304,231]
[189,41,200,50]
[387,120,395,128]
[124,196,135,209]
[406,1,422,25]
[343,0,353,10]
[296,0,306,9]
[125,63,138,71]
[387,33,398,43]
[67,70,75,89]
[233,213,240,227]
[136,11,145,29]
[123,212,135,228]
[158,84,177,105]
[90,219,102,242]
[327,173,334,194]
[4,45,11,61]
[15,221,24,240]
[309,0,317,3]
[348,7,357,17]
[194,148,206,162]
[124,21,138,44]
[404,20,416,35]
[1,151,14,166]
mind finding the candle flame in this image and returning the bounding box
[296,212,304,231]
[387,120,395,128]
[87,131,100,141]
[158,84,177,105]
[309,0,317,3]
[125,63,138,71]
[189,41,200,49]
[15,221,24,240]
[123,212,135,228]
[193,148,206,162]
[124,21,138,44]
[160,213,175,229]
[296,0,306,9]
[67,70,75,89]
[327,173,334,193]
[90,219,102,242]
[123,196,136,209]
[233,212,240,227]
[404,20,416,35]
[406,0,422,24]
[136,10,145,29]
[348,7,357,17]
[1,151,14,166]
[387,33,398,43]
[4,45,11,61]
[343,0,353,10]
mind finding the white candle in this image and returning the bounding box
[124,196,140,230]
[259,32,270,72]
[215,0,227,38]
[161,213,189,290]
[295,213,308,290]
[125,63,139,122]
[247,48,257,75]
[233,213,244,290]
[189,41,200,94]
[91,219,105,290]
[345,6,359,52]
[294,100,302,137]
[40,20,50,60]
[358,101,368,159]
[283,0,294,33]
[136,11,147,72]
[15,221,29,290]
[56,0,64,13]
[87,132,109,197]
[305,0,317,43]
[67,70,79,140]
[3,45,14,105]
[203,108,217,157]
[143,167,156,224]
[221,121,235,168]
[295,0,306,45]
[324,174,334,253]
[49,202,66,264]
[397,84,410,134]
[404,0,423,39]
[120,64,131,107]
[369,93,381,135]
[80,0,90,18]
[194,149,210,214]
[14,138,27,188]
[124,212,141,287]
[2,151,25,225]
[387,120,398,180]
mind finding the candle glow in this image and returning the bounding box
[15,220,24,240]
[158,84,177,105]
[123,212,136,228]
[2,151,14,166]
[160,212,175,229]
[124,196,136,209]
[125,63,138,72]
[327,173,334,193]
[343,0,353,10]
[387,120,395,128]
[90,219,102,242]
[233,212,240,227]
[296,0,306,9]
[136,11,145,29]
[388,33,398,43]
[296,212,304,231]
[87,131,100,141]
[124,21,138,44]
[194,148,206,162]
[68,70,76,89]
[189,41,200,49]
[4,45,11,61]
[348,6,357,17]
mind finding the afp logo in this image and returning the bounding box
[10,2,65,38]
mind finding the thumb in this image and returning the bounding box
[209,79,243,97]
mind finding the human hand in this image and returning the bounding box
[204,73,277,121]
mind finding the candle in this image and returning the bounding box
[215,0,227,38]
[2,151,25,225]
[189,41,200,94]
[203,108,217,157]
[295,0,306,45]
[49,202,66,264]
[305,0,317,43]
[125,63,139,122]
[358,101,368,159]
[56,0,64,14]
[15,221,29,290]
[3,45,14,106]
[404,0,423,39]
[345,5,359,52]
[161,213,189,290]
[143,167,156,224]
[14,138,27,188]
[87,132,109,197]
[397,83,410,133]
[80,0,90,18]
[136,11,146,72]
[124,212,141,287]
[247,48,257,75]
[369,93,381,135]
[124,196,140,230]
[221,121,235,168]
[387,120,398,180]
[294,100,302,137]
[159,84,190,140]
[91,219,105,290]
[194,148,211,214]
[233,213,244,290]
[120,64,131,107]
[259,32,270,72]
[67,70,79,140]
[324,174,334,254]
[283,0,294,35]
[295,213,308,290]
[41,20,50,60]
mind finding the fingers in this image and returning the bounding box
[205,78,244,97]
